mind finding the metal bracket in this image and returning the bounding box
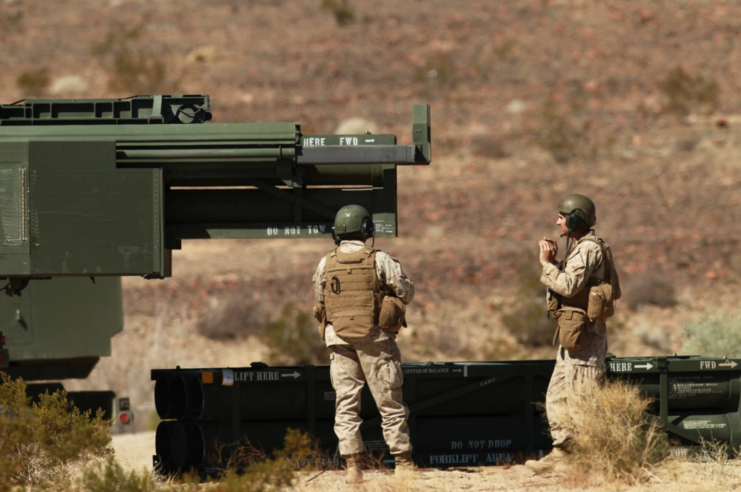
[252,180,336,220]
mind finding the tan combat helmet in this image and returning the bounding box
[557,194,596,232]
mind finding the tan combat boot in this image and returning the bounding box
[344,453,363,484]
[524,447,568,475]
[394,451,416,478]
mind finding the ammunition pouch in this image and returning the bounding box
[378,297,406,333]
[553,307,587,352]
[587,283,614,320]
[313,303,327,340]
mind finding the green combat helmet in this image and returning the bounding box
[557,194,596,232]
[333,204,375,242]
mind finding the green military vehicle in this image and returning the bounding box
[0,94,431,292]
[0,276,133,425]
[0,93,430,426]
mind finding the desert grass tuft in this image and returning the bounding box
[556,380,670,485]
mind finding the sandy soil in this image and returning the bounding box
[111,431,157,473]
[109,430,741,492]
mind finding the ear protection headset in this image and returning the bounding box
[566,209,589,232]
[331,216,375,243]
[360,217,375,241]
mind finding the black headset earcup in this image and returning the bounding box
[567,211,587,232]
[362,217,375,239]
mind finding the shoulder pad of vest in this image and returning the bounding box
[578,236,605,250]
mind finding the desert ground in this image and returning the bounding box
[4,0,741,489]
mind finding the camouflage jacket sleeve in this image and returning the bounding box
[376,251,415,304]
[540,239,603,298]
[313,256,327,303]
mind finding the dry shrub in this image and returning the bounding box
[535,91,596,164]
[92,20,169,94]
[682,312,741,358]
[680,439,741,486]
[472,39,516,80]
[414,52,458,94]
[559,380,670,485]
[72,459,156,492]
[501,264,555,347]
[0,373,112,488]
[196,293,264,341]
[410,324,476,361]
[16,70,49,96]
[621,273,678,311]
[263,304,328,365]
[180,429,313,492]
[0,5,22,32]
[659,66,720,116]
[469,135,509,159]
[633,323,671,352]
[320,0,355,26]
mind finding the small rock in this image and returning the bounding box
[49,75,89,95]
[186,45,216,63]
[505,99,528,114]
[335,117,378,135]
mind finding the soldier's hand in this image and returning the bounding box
[539,239,557,266]
[542,237,558,256]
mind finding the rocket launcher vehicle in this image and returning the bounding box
[0,95,431,294]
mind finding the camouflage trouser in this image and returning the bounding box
[329,338,412,456]
[546,333,607,448]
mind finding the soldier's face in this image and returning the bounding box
[556,214,569,236]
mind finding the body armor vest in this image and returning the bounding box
[550,235,620,318]
[323,247,381,340]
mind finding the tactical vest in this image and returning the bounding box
[550,235,621,319]
[323,247,381,340]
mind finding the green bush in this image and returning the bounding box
[659,66,719,116]
[681,313,741,358]
[0,373,112,488]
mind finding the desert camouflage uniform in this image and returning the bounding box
[540,230,608,448]
[313,240,414,456]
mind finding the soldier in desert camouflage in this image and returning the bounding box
[313,204,415,483]
[526,194,620,474]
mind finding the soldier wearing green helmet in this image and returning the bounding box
[526,194,621,474]
[312,204,416,483]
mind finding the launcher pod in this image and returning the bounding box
[151,361,554,475]
[605,354,741,454]
[0,95,431,292]
[152,355,741,474]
